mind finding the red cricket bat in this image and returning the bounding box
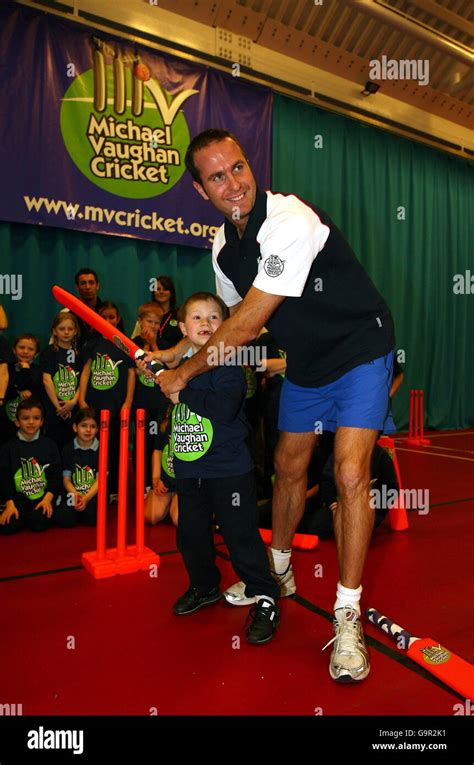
[259,528,318,551]
[52,285,164,378]
[366,607,474,700]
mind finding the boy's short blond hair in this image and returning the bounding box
[138,302,163,320]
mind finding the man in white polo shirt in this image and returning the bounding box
[155,129,395,683]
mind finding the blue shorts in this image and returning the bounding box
[278,352,395,434]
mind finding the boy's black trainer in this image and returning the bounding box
[245,598,280,644]
[173,586,221,615]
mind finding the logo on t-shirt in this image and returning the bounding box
[14,457,49,500]
[72,464,96,493]
[278,349,287,379]
[53,365,79,400]
[161,440,175,479]
[91,353,122,390]
[6,396,21,422]
[172,403,213,462]
[243,366,257,398]
[139,372,155,388]
[264,254,284,277]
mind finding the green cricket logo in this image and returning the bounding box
[14,458,49,500]
[60,38,198,198]
[91,353,122,390]
[172,403,213,462]
[72,464,96,493]
[243,365,257,399]
[139,372,155,388]
[54,364,79,400]
[6,396,21,422]
[161,439,175,479]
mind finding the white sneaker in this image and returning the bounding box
[323,607,370,682]
[223,550,296,606]
[223,581,256,607]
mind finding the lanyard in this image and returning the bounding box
[159,311,173,338]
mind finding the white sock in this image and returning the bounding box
[334,581,362,616]
[269,547,292,575]
[255,595,275,605]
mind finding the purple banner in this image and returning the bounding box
[0,3,272,249]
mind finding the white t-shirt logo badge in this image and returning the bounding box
[264,254,284,277]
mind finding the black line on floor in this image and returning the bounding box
[0,564,83,582]
[430,497,474,509]
[0,542,227,583]
[292,594,465,702]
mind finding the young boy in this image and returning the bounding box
[0,399,61,534]
[168,292,280,644]
[55,407,100,527]
[4,334,43,439]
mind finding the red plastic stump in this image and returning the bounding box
[82,408,160,579]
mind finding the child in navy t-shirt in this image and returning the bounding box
[40,312,82,451]
[56,407,100,527]
[0,399,61,534]
[166,293,280,645]
[4,334,43,440]
[132,302,168,487]
[78,302,135,496]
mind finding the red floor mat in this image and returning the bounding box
[1,432,473,716]
[0,555,460,716]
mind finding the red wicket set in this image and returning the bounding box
[82,408,161,579]
[405,388,430,446]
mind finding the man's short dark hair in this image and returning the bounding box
[185,130,248,184]
[75,268,99,285]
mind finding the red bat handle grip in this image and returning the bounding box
[366,607,414,650]
[134,349,164,378]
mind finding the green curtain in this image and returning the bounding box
[0,220,215,348]
[272,94,474,430]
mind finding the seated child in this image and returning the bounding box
[0,399,61,534]
[167,292,280,645]
[257,441,398,539]
[40,312,82,451]
[144,406,178,527]
[253,329,287,498]
[79,301,135,498]
[55,407,100,527]
[0,335,14,444]
[4,334,43,440]
[132,302,168,487]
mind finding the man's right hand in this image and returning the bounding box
[156,368,187,398]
